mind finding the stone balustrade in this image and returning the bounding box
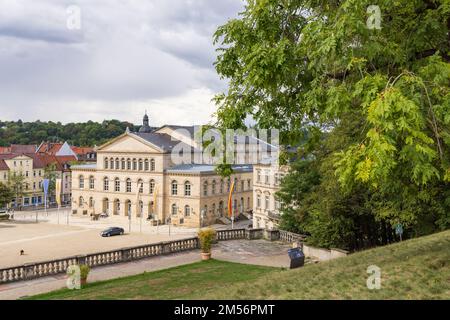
[0,237,199,284]
[0,229,306,285]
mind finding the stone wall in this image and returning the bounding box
[302,244,349,261]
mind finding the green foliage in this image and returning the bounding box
[0,119,138,147]
[43,163,58,194]
[0,183,14,208]
[79,264,91,279]
[7,172,25,205]
[198,228,217,253]
[215,0,450,248]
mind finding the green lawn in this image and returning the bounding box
[28,230,450,300]
[27,260,281,300]
[208,230,450,300]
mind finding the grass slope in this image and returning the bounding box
[28,230,450,300]
[27,260,280,300]
[208,230,450,299]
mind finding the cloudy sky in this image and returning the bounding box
[0,0,244,125]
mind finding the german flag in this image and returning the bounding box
[227,179,235,218]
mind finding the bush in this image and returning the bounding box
[198,228,217,253]
[79,264,91,279]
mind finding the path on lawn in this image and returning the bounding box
[0,240,292,300]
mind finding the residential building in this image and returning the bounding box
[252,160,289,230]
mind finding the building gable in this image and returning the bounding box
[98,133,163,154]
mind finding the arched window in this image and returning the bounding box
[203,181,208,196]
[132,158,137,170]
[144,159,149,171]
[171,204,178,215]
[150,159,155,171]
[138,159,143,171]
[257,193,261,208]
[110,158,114,170]
[79,196,84,206]
[184,205,191,217]
[227,178,231,191]
[212,180,216,195]
[127,158,131,170]
[257,170,261,182]
[104,177,109,191]
[184,181,191,196]
[247,179,251,190]
[171,181,178,195]
[89,176,95,189]
[220,179,224,194]
[138,179,143,193]
[126,178,132,192]
[114,178,120,192]
[115,158,120,169]
[234,178,238,191]
[241,180,244,192]
[212,203,216,215]
[104,158,108,169]
[89,197,94,208]
[79,175,84,189]
[149,179,155,194]
[121,158,125,170]
[265,194,270,210]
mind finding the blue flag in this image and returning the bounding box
[43,179,50,196]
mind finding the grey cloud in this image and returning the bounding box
[0,0,244,123]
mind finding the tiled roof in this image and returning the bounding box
[71,146,95,155]
[166,164,253,174]
[10,145,37,154]
[0,159,9,170]
[133,132,194,152]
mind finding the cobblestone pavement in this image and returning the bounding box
[0,240,291,300]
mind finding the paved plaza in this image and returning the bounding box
[0,208,249,269]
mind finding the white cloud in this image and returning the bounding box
[0,0,244,124]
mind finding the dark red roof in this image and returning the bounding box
[36,142,64,154]
[10,144,36,154]
[71,146,94,155]
[0,159,9,170]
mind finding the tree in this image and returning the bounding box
[214,0,450,244]
[7,172,25,208]
[44,163,58,195]
[0,183,14,208]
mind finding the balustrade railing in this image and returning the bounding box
[0,237,199,284]
[0,229,305,285]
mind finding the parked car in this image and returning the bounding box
[101,227,124,237]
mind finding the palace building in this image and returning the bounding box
[70,114,258,228]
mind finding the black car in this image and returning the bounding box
[101,227,125,237]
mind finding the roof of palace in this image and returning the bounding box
[70,163,97,170]
[132,132,196,152]
[166,164,253,174]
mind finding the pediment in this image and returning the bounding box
[98,134,162,153]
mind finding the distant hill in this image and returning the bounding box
[0,120,139,147]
